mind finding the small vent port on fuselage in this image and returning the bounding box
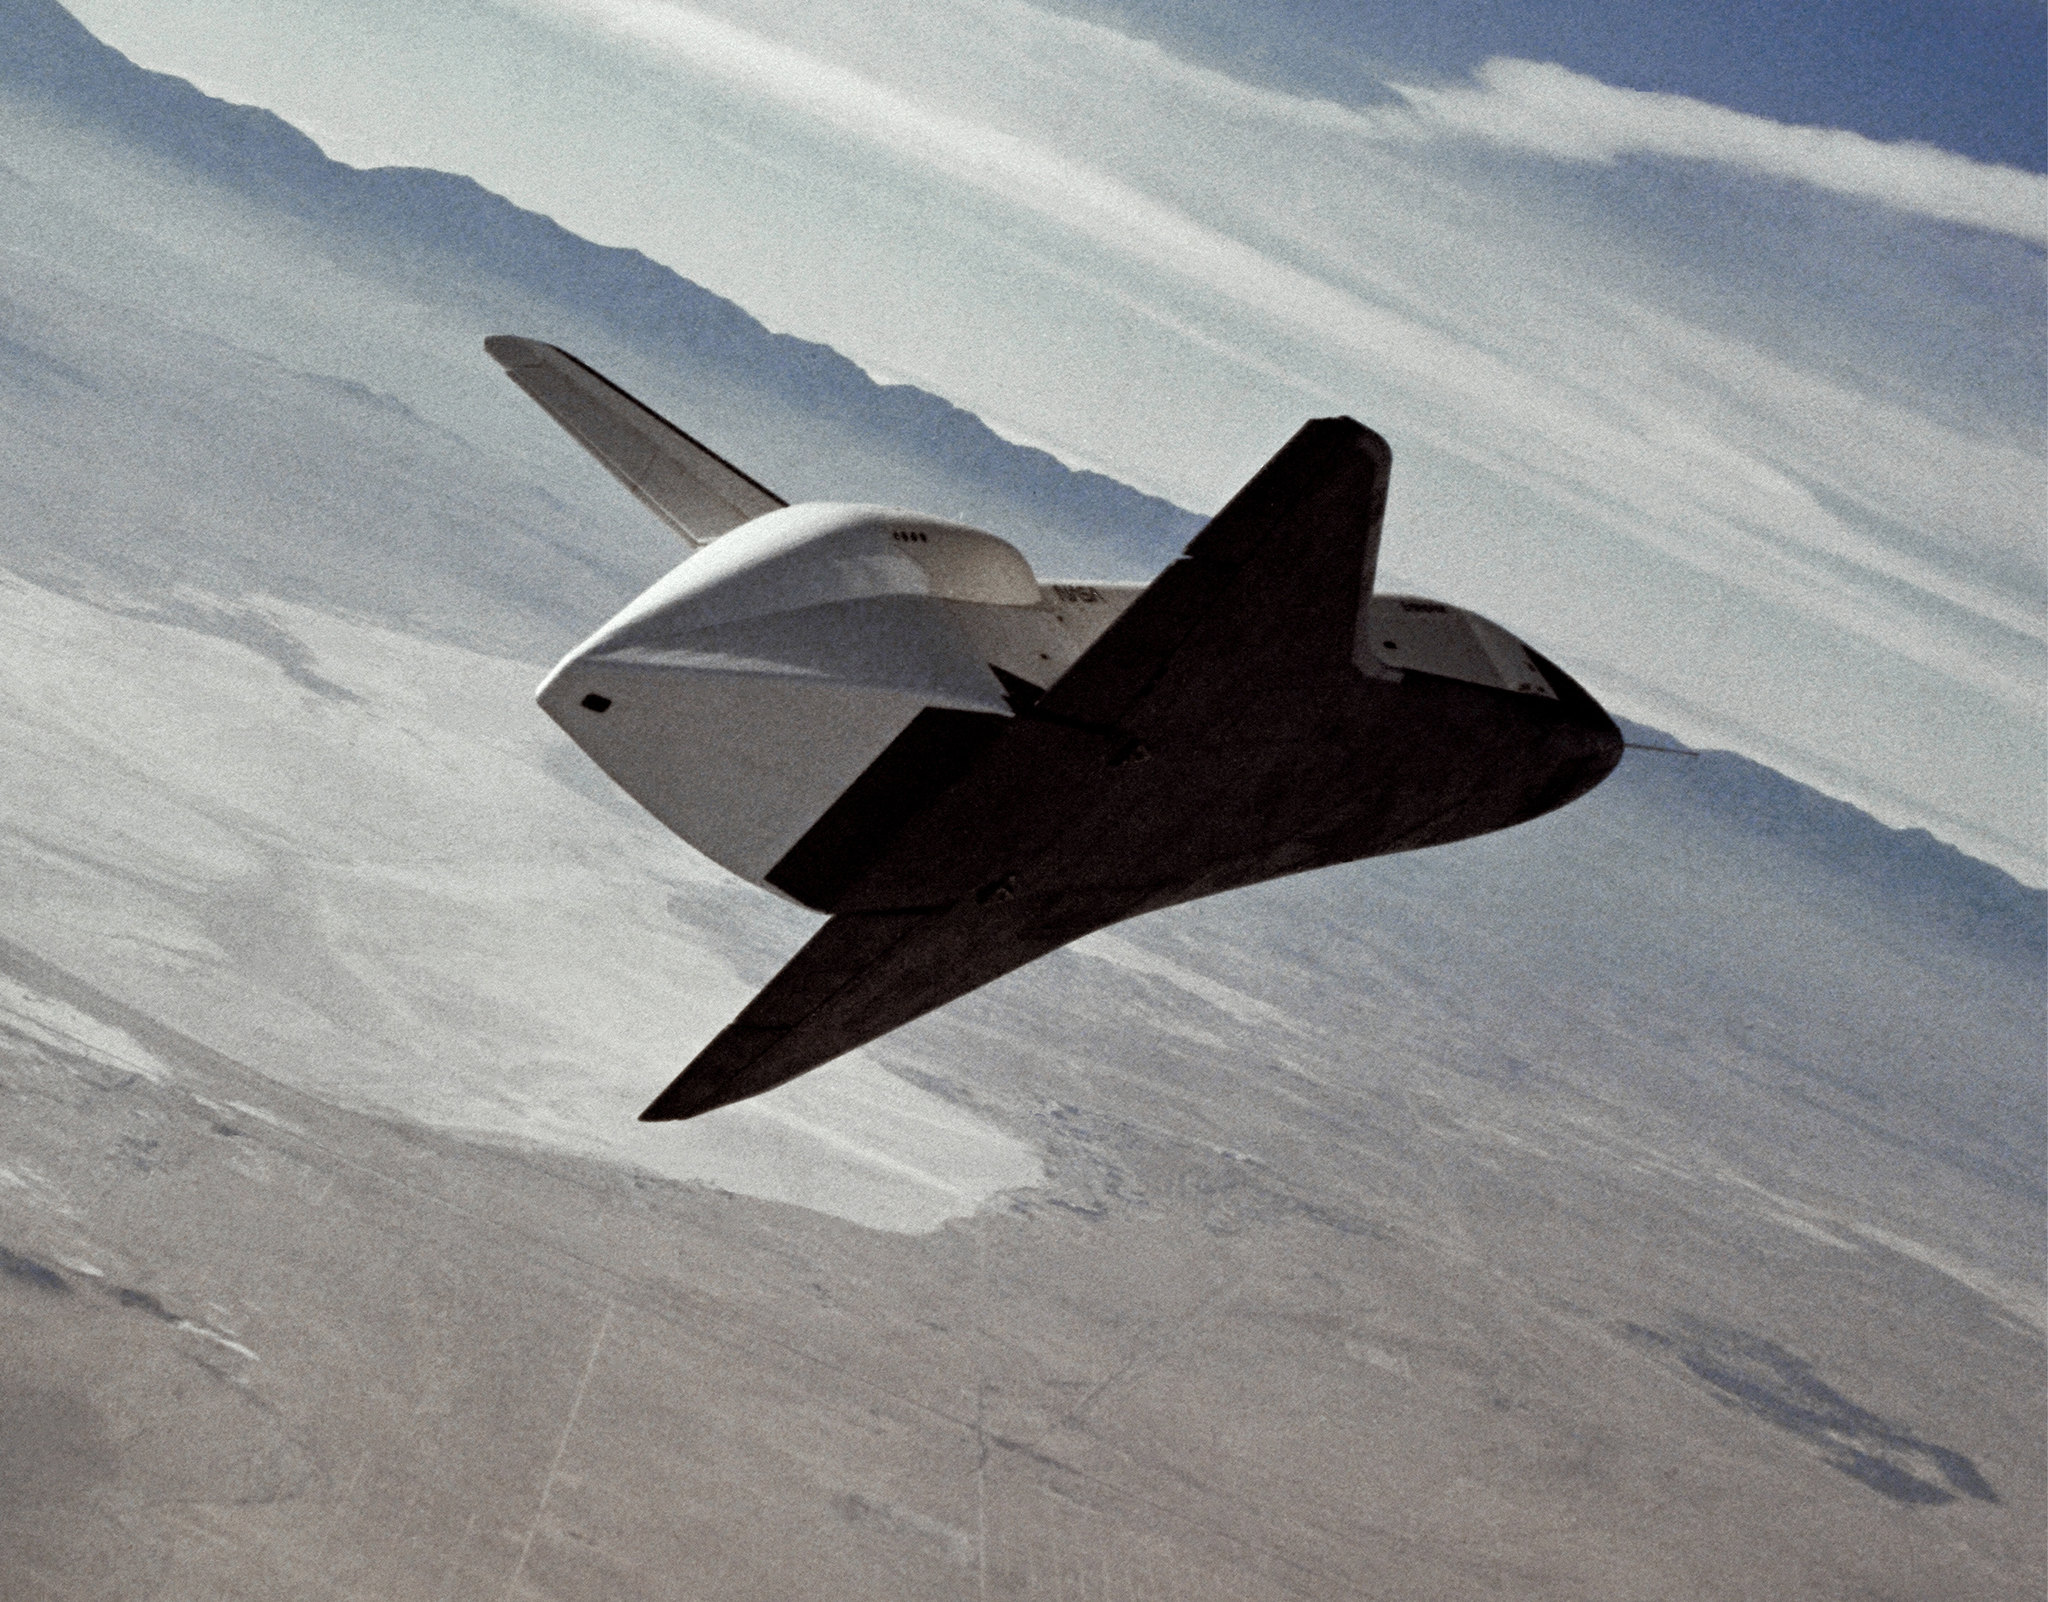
[1361,595,1557,698]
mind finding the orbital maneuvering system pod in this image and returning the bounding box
[487,336,1622,1120]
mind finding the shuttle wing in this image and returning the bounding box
[485,336,784,544]
[642,418,1394,1120]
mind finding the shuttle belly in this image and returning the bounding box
[490,336,1624,1119]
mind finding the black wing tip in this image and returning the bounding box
[1303,415,1392,466]
[1247,417,1391,494]
[639,1083,706,1122]
[483,333,550,368]
[640,1077,778,1123]
[1183,415,1394,567]
[639,1067,722,1121]
[637,1024,797,1123]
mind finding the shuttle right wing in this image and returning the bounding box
[640,418,1399,1121]
[486,336,784,545]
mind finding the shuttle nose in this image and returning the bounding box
[1519,645,1625,819]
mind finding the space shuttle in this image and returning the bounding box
[487,336,1622,1121]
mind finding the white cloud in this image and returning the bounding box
[516,0,2044,710]
[55,0,2048,878]
[1390,58,2048,246]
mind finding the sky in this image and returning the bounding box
[1050,0,2048,170]
[57,0,2048,882]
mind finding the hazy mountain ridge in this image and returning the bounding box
[1,0,2035,1011]
[0,5,2041,1596]
[4,0,1204,577]
[1608,719,2044,969]
[8,0,2042,960]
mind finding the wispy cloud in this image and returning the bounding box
[1390,58,2048,246]
[61,0,2044,875]
[523,0,2043,690]
[489,0,2045,873]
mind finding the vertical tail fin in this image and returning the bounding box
[485,336,784,545]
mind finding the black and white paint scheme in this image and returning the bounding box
[487,337,1622,1119]
[1,3,2041,1598]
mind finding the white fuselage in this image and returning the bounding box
[539,502,1567,899]
[536,504,1139,893]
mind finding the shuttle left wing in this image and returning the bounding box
[641,418,1396,1120]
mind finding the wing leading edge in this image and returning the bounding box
[642,418,1395,1120]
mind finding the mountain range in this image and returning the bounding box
[1,3,2040,1596]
